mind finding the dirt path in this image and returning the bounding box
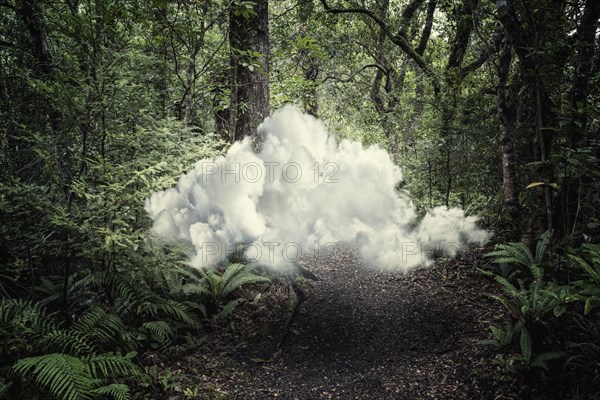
[153,244,518,399]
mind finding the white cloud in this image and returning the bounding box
[146,105,489,271]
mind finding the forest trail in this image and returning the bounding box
[161,245,515,399]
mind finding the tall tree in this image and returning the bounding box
[495,33,521,236]
[229,0,270,142]
[298,0,320,117]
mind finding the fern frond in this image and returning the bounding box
[13,353,93,400]
[104,275,153,311]
[40,330,96,355]
[487,242,533,267]
[220,263,245,286]
[85,352,140,380]
[157,301,200,328]
[534,231,550,265]
[71,307,126,347]
[216,298,245,320]
[0,298,58,337]
[92,383,131,400]
[140,321,173,344]
[0,378,12,398]
[181,282,210,296]
[530,351,564,370]
[221,271,270,298]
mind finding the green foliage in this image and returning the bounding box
[482,236,600,399]
[486,231,550,273]
[548,244,600,398]
[484,233,566,323]
[183,263,270,319]
[563,315,600,398]
[568,243,600,315]
[201,263,271,301]
[0,300,141,400]
[13,352,139,400]
[481,233,569,371]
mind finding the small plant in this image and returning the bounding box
[568,243,600,315]
[13,352,140,400]
[183,263,270,319]
[560,245,600,399]
[486,231,550,275]
[481,232,568,371]
[563,315,600,399]
[0,299,142,400]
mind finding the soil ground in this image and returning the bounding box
[144,244,523,399]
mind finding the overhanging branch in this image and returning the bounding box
[320,0,440,93]
[322,63,385,83]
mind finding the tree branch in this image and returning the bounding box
[320,0,440,93]
[493,0,529,62]
[416,0,437,56]
[399,0,426,38]
[322,63,385,84]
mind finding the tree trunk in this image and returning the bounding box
[229,0,270,143]
[411,0,436,136]
[496,36,521,237]
[19,0,53,78]
[151,9,169,118]
[183,45,199,127]
[183,1,208,129]
[212,70,230,142]
[298,0,319,117]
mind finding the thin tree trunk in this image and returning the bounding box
[212,70,230,142]
[411,0,436,136]
[496,37,521,236]
[183,2,207,129]
[299,1,319,117]
[183,45,199,128]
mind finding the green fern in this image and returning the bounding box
[569,244,600,315]
[40,330,96,355]
[529,351,564,370]
[13,353,94,400]
[0,299,57,334]
[181,263,270,319]
[481,232,568,370]
[104,268,201,330]
[85,352,140,380]
[486,231,550,279]
[1,299,142,400]
[187,263,270,303]
[139,321,174,346]
[91,383,131,400]
[0,378,11,399]
[71,308,125,344]
[39,307,130,355]
[13,352,139,400]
